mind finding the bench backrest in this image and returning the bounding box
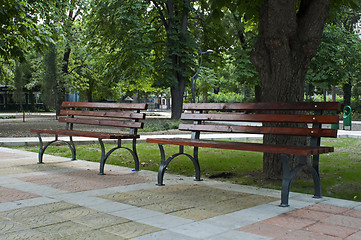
[181,102,341,139]
[59,102,148,135]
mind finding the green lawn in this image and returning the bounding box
[19,137,361,202]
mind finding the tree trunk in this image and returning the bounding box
[87,88,93,102]
[167,0,189,119]
[332,85,336,102]
[343,81,352,106]
[250,0,330,179]
[171,81,185,119]
[56,45,71,117]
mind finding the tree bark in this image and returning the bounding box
[251,0,330,179]
[343,81,352,106]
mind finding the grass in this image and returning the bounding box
[141,118,181,132]
[19,137,361,202]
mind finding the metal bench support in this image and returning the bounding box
[280,154,322,207]
[36,133,76,164]
[157,144,201,186]
[98,138,140,175]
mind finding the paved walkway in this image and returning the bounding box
[1,145,361,239]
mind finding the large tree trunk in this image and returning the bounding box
[171,80,185,119]
[250,0,330,179]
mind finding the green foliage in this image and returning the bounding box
[208,92,244,103]
[0,0,55,62]
[85,0,154,91]
[0,58,15,85]
[307,23,361,90]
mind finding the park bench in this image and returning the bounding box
[146,102,341,207]
[30,102,147,175]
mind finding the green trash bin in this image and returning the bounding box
[343,105,352,130]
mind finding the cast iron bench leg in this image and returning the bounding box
[280,155,311,207]
[132,138,140,171]
[157,145,201,186]
[98,138,140,175]
[310,154,322,199]
[157,144,167,186]
[193,146,201,181]
[69,136,76,160]
[37,134,76,164]
[280,154,292,207]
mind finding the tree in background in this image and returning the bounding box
[86,0,197,119]
[307,23,361,104]
[42,44,58,114]
[85,0,156,102]
[149,0,196,119]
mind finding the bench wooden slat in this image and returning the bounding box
[30,129,139,139]
[62,101,148,110]
[178,123,338,138]
[183,102,341,111]
[58,117,144,128]
[60,110,146,120]
[181,113,338,124]
[146,138,334,156]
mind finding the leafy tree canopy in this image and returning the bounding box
[0,0,57,62]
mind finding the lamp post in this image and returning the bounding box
[191,49,213,103]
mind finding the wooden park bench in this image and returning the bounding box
[30,102,147,175]
[146,102,341,207]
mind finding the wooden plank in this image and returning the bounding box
[61,102,148,110]
[178,123,338,138]
[181,113,338,124]
[30,129,139,139]
[60,110,146,119]
[58,117,144,128]
[183,102,341,111]
[146,138,334,156]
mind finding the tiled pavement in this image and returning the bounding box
[0,146,361,239]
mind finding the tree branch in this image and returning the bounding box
[150,0,168,29]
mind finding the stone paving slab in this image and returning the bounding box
[0,186,40,203]
[238,203,361,240]
[100,184,277,221]
[0,146,361,239]
[18,169,151,192]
